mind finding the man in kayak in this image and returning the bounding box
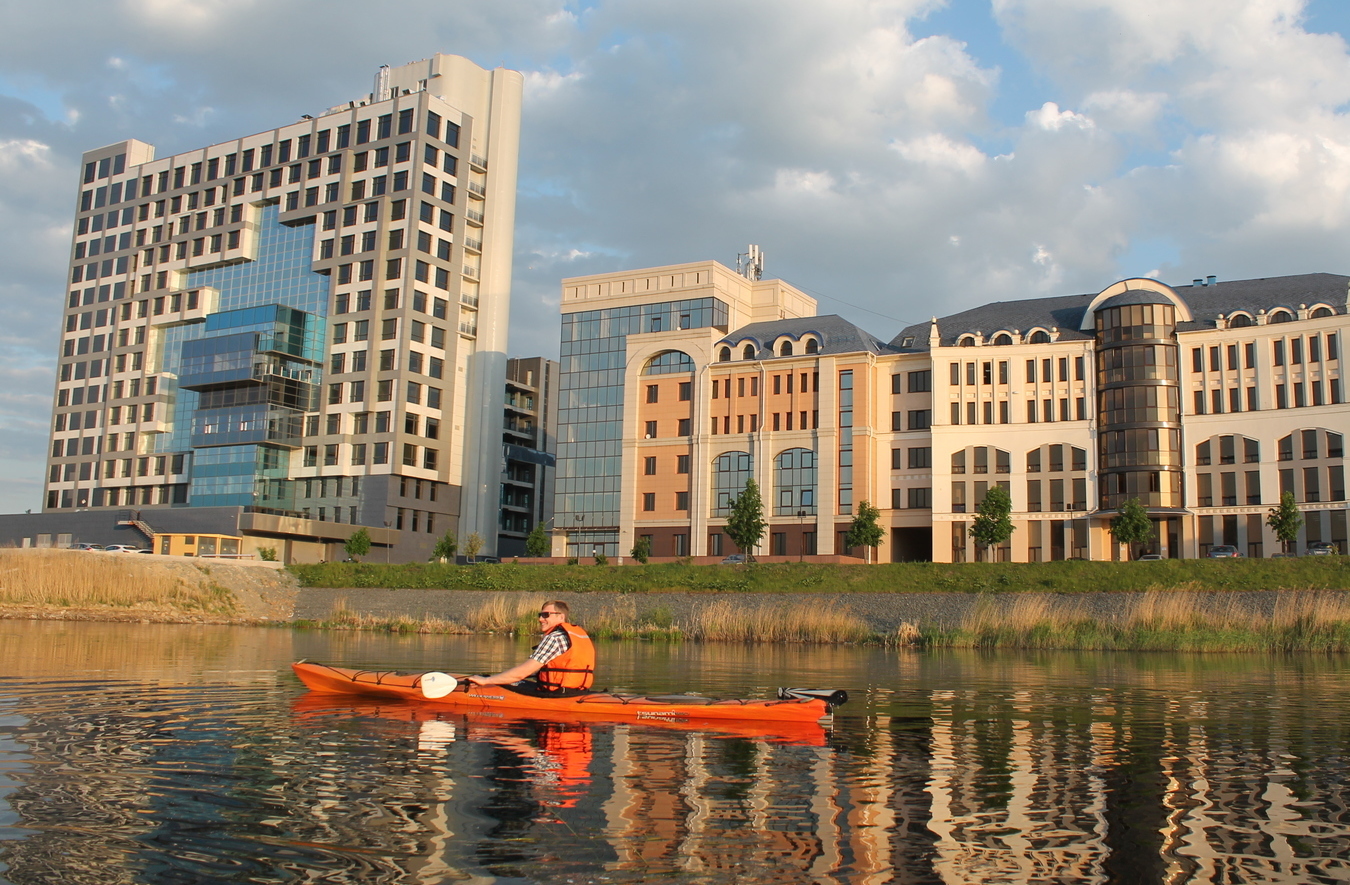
[466,600,596,696]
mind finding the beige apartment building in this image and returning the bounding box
[554,258,1350,562]
[42,54,522,561]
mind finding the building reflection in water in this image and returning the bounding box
[2,631,1350,883]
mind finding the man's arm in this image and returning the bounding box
[466,658,544,686]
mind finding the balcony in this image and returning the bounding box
[464,238,482,253]
[465,208,484,226]
[466,181,486,198]
[470,154,488,170]
[462,265,479,280]
[458,321,478,337]
[460,292,479,308]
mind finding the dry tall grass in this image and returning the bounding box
[689,599,873,643]
[944,588,1350,651]
[322,598,465,634]
[464,594,543,633]
[0,549,235,613]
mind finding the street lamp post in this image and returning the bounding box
[574,514,584,560]
[797,510,807,562]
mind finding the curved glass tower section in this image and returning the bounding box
[1094,291,1183,509]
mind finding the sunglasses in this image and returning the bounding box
[538,611,560,618]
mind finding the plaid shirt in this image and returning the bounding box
[530,626,571,665]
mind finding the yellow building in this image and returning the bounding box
[555,259,1349,562]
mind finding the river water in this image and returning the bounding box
[0,620,1347,884]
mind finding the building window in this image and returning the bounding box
[644,456,656,475]
[642,492,655,512]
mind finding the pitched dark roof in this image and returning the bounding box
[890,272,1350,350]
[891,292,1094,350]
[717,314,897,359]
[1172,273,1348,331]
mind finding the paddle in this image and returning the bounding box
[420,672,460,699]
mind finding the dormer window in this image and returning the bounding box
[805,338,819,354]
[742,344,756,360]
[718,346,732,362]
[780,341,793,356]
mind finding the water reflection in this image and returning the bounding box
[0,622,1347,883]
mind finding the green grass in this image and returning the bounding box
[289,557,1350,595]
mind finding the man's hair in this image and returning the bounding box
[542,599,569,617]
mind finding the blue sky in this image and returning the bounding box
[1,0,1349,513]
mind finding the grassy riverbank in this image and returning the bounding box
[290,556,1350,595]
[0,549,239,616]
[294,586,1350,653]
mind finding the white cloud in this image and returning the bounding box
[1028,101,1094,131]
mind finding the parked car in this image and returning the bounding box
[721,553,748,564]
[68,542,103,551]
[1136,553,1164,561]
[1207,545,1241,558]
[1306,542,1338,556]
[104,544,143,553]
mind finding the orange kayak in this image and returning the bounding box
[292,661,846,724]
[290,692,834,746]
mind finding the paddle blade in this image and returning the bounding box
[420,672,458,699]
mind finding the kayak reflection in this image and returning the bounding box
[290,691,834,748]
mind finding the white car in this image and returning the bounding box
[104,544,143,553]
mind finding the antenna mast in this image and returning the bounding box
[736,245,764,281]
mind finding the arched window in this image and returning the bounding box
[958,336,976,347]
[1312,306,1335,318]
[779,341,793,356]
[712,451,753,515]
[804,338,819,354]
[718,346,732,362]
[1270,310,1294,324]
[1229,313,1254,328]
[742,344,756,360]
[641,350,694,375]
[774,448,816,515]
[991,333,1013,346]
[1028,330,1051,344]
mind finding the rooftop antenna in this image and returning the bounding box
[374,65,391,102]
[737,244,764,281]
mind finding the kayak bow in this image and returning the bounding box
[292,661,846,724]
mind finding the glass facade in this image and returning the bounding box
[557,297,727,554]
[774,447,816,515]
[1095,300,1183,509]
[154,204,327,510]
[712,451,753,515]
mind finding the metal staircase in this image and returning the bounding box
[116,510,157,545]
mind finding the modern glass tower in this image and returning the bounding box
[45,54,522,560]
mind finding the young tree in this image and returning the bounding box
[845,500,884,563]
[1267,491,1304,554]
[525,523,551,557]
[1109,498,1153,560]
[464,532,484,563]
[724,478,767,562]
[431,531,458,563]
[344,527,372,562]
[630,534,651,564]
[969,485,1015,562]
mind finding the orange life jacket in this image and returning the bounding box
[536,623,595,690]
